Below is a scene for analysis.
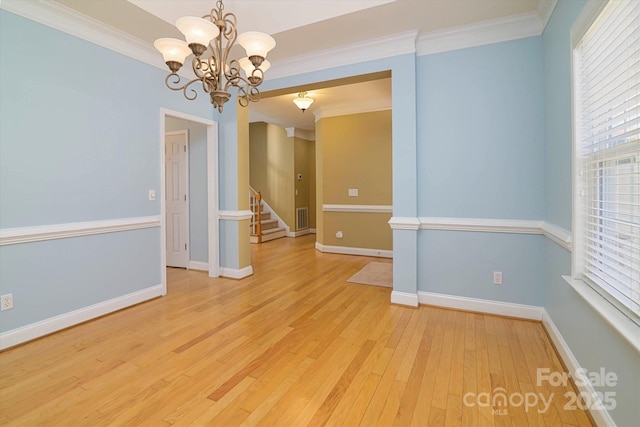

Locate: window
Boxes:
[573,0,639,323]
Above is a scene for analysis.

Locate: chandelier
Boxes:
[154,0,276,113]
[293,92,314,112]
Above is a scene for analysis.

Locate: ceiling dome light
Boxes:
[293,92,314,112]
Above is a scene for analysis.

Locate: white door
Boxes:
[165,130,189,268]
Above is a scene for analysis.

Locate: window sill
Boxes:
[562,276,640,354]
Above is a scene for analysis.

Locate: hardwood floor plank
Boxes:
[0,236,594,427]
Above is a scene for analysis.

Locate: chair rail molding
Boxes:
[324,204,393,213]
[218,210,253,221]
[0,216,161,246]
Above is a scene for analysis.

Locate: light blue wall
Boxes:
[543,1,640,426]
[415,37,545,304]
[216,98,241,269]
[165,117,209,264]
[0,10,213,332]
[419,231,545,305]
[0,229,159,330]
[417,37,545,219]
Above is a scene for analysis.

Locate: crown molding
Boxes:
[267,30,419,80]
[416,11,543,56]
[0,0,179,76]
[285,127,315,141]
[3,1,558,81]
[537,0,558,32]
[314,98,391,122]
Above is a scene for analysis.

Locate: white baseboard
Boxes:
[0,284,163,350]
[188,261,209,271]
[542,310,616,427]
[219,266,253,280]
[315,242,393,258]
[288,229,313,238]
[418,291,543,320]
[391,291,419,307]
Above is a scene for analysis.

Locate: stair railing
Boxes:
[249,188,263,243]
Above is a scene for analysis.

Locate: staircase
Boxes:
[250,189,287,243]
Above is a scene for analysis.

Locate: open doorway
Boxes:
[247,72,393,259]
[159,109,219,295]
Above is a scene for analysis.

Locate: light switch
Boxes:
[348,188,358,197]
[148,190,156,201]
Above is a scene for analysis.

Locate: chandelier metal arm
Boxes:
[164,73,201,101]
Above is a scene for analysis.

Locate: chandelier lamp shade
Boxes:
[153,0,276,112]
[293,92,314,112]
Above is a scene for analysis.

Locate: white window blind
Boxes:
[575,0,639,322]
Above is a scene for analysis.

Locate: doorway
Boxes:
[160,108,219,295]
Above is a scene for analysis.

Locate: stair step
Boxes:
[261,227,287,242]
[260,219,279,230]
[253,212,270,221]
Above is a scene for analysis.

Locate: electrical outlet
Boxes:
[493,271,503,285]
[1,294,14,311]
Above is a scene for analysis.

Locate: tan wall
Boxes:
[294,137,315,231]
[315,124,324,244]
[249,122,295,229]
[318,110,392,250]
[308,140,316,229]
[322,212,392,249]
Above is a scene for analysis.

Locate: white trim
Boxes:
[391,291,419,307]
[0,0,169,74]
[562,276,640,353]
[188,261,209,271]
[309,228,317,234]
[314,100,391,122]
[418,291,543,320]
[570,0,609,47]
[288,229,313,238]
[218,210,253,221]
[540,222,572,251]
[419,217,541,234]
[315,242,392,258]
[206,121,220,279]
[401,216,573,251]
[0,284,162,350]
[417,11,543,56]
[285,127,315,141]
[537,0,558,33]
[388,217,420,230]
[219,266,253,280]
[323,204,393,213]
[0,216,160,246]
[268,30,418,80]
[542,309,617,427]
[160,108,219,289]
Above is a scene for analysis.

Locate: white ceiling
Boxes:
[53,0,543,131]
[127,0,397,36]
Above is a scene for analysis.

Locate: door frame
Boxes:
[160,108,219,295]
[165,129,190,269]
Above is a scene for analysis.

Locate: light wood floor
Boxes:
[0,235,592,426]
